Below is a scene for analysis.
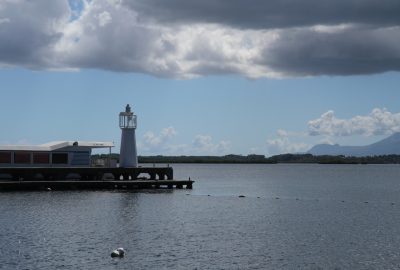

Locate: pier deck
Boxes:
[0,166,193,191]
[0,167,173,181]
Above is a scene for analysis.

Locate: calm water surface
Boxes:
[2,164,400,269]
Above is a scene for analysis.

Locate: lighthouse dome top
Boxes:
[119,104,134,116]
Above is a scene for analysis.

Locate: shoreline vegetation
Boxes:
[92,154,400,164]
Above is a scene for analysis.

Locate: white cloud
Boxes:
[160,126,177,138]
[192,135,230,154]
[0,139,31,145]
[139,129,230,155]
[106,0,122,6]
[308,108,400,137]
[55,3,276,78]
[141,126,177,153]
[267,129,309,155]
[98,11,112,27]
[276,129,288,137]
[318,136,335,145]
[265,108,400,155]
[0,18,10,25]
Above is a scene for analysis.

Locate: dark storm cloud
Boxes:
[261,26,400,76]
[0,1,68,68]
[126,0,400,29]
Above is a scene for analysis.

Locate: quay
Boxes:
[0,167,194,191]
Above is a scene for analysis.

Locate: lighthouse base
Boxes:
[120,129,138,167]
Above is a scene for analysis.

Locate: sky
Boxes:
[0,0,400,156]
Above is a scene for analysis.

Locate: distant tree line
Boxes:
[91,153,400,164]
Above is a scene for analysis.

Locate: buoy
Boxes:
[117,248,125,256]
[111,247,125,258]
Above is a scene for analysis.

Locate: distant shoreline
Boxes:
[92,154,400,165]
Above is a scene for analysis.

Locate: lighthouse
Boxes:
[119,104,138,167]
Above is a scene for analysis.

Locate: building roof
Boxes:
[0,141,114,151]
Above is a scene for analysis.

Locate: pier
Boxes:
[0,105,194,192]
[0,167,194,191]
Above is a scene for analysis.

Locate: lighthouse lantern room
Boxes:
[119,104,138,168]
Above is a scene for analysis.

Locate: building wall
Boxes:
[0,149,91,167]
[71,151,91,166]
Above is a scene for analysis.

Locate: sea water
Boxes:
[1,164,400,269]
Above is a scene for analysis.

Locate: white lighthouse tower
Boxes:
[119,104,138,167]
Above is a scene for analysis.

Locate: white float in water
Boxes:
[111,247,125,258]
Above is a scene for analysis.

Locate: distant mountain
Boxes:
[308,133,400,157]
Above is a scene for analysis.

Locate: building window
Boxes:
[14,152,31,164]
[33,153,50,164]
[52,153,68,164]
[0,152,11,163]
